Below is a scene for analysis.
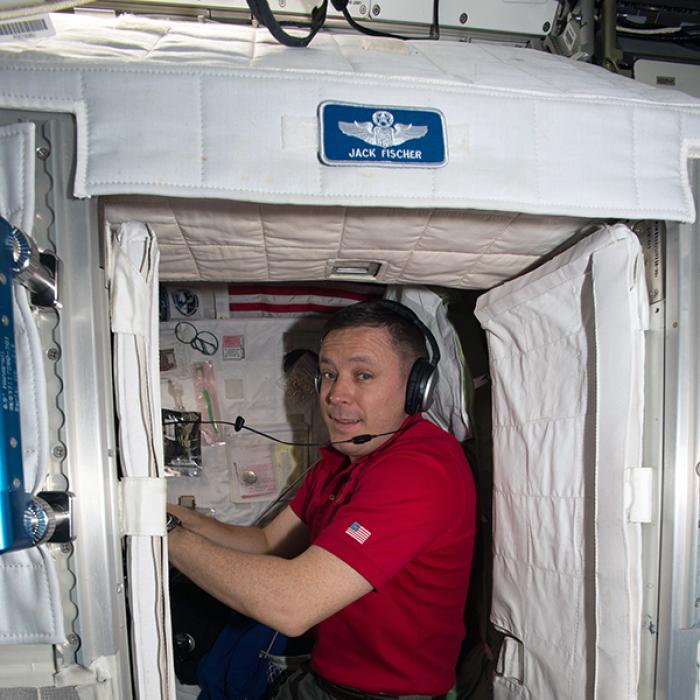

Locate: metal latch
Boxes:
[9,223,59,309]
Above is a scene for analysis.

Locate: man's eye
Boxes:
[357,372,373,381]
[321,371,336,381]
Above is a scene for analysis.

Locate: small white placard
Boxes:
[0,15,54,42]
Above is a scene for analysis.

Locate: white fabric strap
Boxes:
[626,468,653,524]
[110,233,153,337]
[496,637,524,683]
[111,222,174,700]
[119,477,167,536]
[591,230,647,700]
[0,122,35,233]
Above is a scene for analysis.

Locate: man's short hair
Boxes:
[321,299,427,367]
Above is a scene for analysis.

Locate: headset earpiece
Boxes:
[405,357,437,415]
[314,374,322,393]
[373,300,440,415]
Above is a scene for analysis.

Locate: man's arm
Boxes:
[167,528,373,637]
[167,504,309,558]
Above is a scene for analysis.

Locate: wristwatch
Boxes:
[166,512,182,533]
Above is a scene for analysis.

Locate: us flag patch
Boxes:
[345,521,371,544]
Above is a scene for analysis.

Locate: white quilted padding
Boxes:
[103,196,590,288]
[0,13,698,220]
[475,223,648,700]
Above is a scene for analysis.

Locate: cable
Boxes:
[246,0,329,48]
[340,0,440,42]
[163,416,408,447]
[431,0,440,40]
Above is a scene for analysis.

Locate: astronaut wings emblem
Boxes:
[339,110,428,148]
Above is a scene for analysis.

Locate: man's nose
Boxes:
[326,375,352,404]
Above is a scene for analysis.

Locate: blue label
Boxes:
[0,217,29,553]
[319,102,447,167]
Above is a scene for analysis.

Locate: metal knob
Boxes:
[9,226,59,309]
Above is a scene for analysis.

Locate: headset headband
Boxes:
[373,299,441,368]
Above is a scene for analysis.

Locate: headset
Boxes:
[314,299,440,415]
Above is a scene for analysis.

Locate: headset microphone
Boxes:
[232,416,397,446]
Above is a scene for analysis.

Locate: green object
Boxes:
[202,389,218,433]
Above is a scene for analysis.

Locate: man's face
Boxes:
[318,325,410,461]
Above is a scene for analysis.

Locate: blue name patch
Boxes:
[319,102,447,168]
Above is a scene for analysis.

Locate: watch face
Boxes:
[166,513,181,533]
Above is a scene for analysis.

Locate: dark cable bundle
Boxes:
[245,0,331,47]
[245,0,441,47]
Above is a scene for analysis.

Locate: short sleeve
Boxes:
[313,446,464,589]
[289,461,319,523]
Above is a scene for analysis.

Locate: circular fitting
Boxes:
[0,273,6,285]
[242,470,258,485]
[542,21,551,33]
[175,632,196,654]
[9,227,34,275]
[9,436,17,449]
[359,4,367,14]
[52,443,67,461]
[47,347,60,361]
[36,146,50,161]
[371,4,380,17]
[23,496,57,545]
[1,315,8,327]
[459,12,468,25]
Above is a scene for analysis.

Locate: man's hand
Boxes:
[164,504,308,557]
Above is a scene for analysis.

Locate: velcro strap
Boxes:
[496,636,523,683]
[119,477,166,536]
[626,467,653,523]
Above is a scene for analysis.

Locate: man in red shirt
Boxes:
[168,300,476,699]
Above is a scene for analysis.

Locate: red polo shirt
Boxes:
[290,416,476,695]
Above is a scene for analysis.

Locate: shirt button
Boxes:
[329,494,335,501]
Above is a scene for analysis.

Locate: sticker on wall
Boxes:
[225,378,245,401]
[159,285,170,322]
[160,348,177,372]
[319,102,447,168]
[172,288,199,317]
[233,450,278,500]
[223,334,245,361]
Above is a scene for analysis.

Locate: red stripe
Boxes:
[229,302,347,314]
[228,285,370,301]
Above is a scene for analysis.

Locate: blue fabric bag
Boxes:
[198,613,309,700]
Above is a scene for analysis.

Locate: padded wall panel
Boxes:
[0,14,698,220]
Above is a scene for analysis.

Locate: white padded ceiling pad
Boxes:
[103,195,590,288]
[1,13,699,220]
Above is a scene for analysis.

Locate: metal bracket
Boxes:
[10,225,60,310]
[7,491,74,550]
